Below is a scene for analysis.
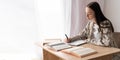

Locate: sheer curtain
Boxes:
[35,0,65,59]
[36,0,65,40]
[66,0,104,37]
[0,0,65,60]
[0,0,38,60]
[63,0,72,37]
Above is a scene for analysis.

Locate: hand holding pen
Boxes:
[64,34,71,43]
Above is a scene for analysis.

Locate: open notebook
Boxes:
[62,47,97,57]
[68,40,87,46]
[47,42,72,51]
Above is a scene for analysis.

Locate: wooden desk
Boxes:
[36,42,120,60]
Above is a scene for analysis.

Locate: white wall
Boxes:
[104,0,120,32]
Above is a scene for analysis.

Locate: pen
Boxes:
[65,34,68,40]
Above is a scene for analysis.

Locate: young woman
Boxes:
[65,2,120,60]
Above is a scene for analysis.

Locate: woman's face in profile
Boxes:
[85,7,95,20]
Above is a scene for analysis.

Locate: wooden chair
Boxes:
[112,32,120,48]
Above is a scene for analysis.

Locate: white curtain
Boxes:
[35,0,65,59]
[64,0,72,37]
[36,0,65,40]
[66,0,105,37]
[0,0,38,60]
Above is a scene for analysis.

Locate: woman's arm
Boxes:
[69,22,90,42]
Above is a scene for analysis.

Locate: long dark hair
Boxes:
[87,2,114,32]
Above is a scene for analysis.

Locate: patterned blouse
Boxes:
[70,20,120,60]
[70,20,116,47]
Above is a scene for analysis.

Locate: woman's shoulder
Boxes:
[100,20,112,28]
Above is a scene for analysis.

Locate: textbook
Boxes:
[62,47,97,57]
[47,42,72,51]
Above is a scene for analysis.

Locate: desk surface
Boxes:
[36,42,120,60]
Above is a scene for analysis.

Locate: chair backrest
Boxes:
[112,32,120,48]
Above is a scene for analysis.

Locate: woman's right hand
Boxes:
[64,38,71,43]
